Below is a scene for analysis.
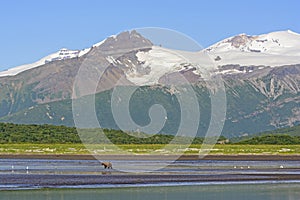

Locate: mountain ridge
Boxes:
[1,30,299,78]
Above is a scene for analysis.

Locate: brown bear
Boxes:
[101,162,112,169]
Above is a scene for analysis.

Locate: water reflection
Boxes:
[1,183,300,200]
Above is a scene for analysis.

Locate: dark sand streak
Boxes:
[1,174,300,187]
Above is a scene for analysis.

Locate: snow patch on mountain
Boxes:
[125,46,187,85]
[124,46,215,85]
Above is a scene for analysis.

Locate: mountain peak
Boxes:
[97,30,153,52]
[227,34,255,48]
[206,30,300,53]
[0,30,153,77]
[205,30,300,68]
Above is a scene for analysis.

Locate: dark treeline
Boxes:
[238,134,300,145]
[0,123,80,143]
[0,123,205,144]
[1,122,299,145]
[237,125,300,145]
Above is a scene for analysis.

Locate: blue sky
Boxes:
[1,0,299,71]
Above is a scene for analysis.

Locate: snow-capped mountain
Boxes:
[0,35,125,77]
[105,30,300,85]
[0,48,91,77]
[0,31,153,77]
[1,30,299,80]
[205,30,300,69]
[0,30,299,137]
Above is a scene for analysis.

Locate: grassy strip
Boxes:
[1,144,300,155]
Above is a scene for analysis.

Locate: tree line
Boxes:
[0,123,205,144]
[1,122,299,145]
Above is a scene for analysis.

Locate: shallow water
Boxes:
[1,182,300,200]
[1,159,299,174]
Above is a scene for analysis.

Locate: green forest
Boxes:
[0,122,299,145]
[237,125,300,145]
[238,134,300,145]
[0,122,205,144]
